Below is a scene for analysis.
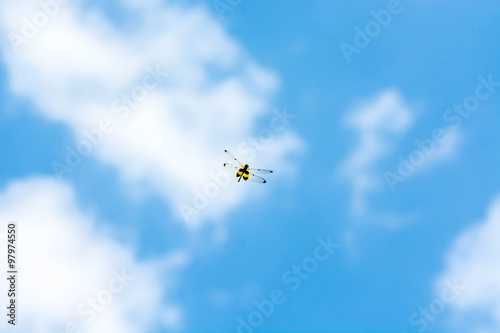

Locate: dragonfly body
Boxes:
[224,150,273,183]
[236,164,250,182]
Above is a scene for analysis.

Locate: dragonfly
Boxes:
[224,150,273,183]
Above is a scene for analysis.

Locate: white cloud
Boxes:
[338,89,413,218]
[435,195,500,332]
[0,177,188,333]
[0,0,304,225]
[417,126,462,171]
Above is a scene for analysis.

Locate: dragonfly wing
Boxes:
[225,150,244,167]
[248,168,273,174]
[245,172,266,183]
[224,162,238,173]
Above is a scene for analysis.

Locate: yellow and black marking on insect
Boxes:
[224,150,273,183]
[236,165,251,181]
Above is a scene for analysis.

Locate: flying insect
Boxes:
[224,150,273,183]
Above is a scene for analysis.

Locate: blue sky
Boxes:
[0,0,499,332]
